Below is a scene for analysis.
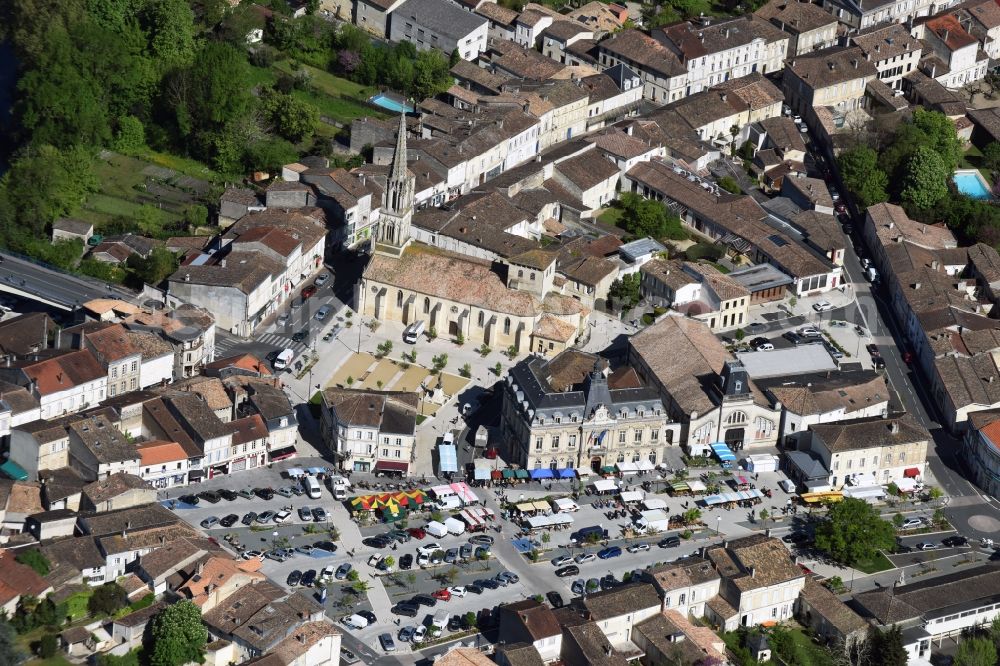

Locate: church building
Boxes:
[356,115,591,355]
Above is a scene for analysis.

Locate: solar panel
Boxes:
[767,234,788,247]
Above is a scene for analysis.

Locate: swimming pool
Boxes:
[370,93,413,114]
[953,169,995,200]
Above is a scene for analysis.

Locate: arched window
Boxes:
[504,317,511,335]
[726,410,748,425]
[478,311,485,327]
[396,291,403,308]
[423,297,430,314]
[518,269,524,278]
[632,452,641,462]
[617,452,625,463]
[648,451,657,464]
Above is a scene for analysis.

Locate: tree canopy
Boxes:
[617,193,688,240]
[148,601,208,666]
[813,498,895,566]
[954,637,997,666]
[838,146,888,208]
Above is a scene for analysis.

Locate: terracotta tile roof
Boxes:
[635,612,726,665]
[810,414,930,453]
[598,29,684,78]
[475,1,519,25]
[82,473,152,504]
[225,414,268,446]
[554,150,621,191]
[629,314,731,415]
[20,350,106,396]
[204,354,271,376]
[6,482,42,514]
[578,582,661,619]
[321,389,418,433]
[99,523,201,556]
[755,0,837,32]
[177,555,266,606]
[589,130,655,160]
[363,246,544,317]
[706,534,805,591]
[787,46,877,87]
[925,13,978,50]
[502,599,561,639]
[647,556,720,592]
[867,202,957,250]
[532,314,578,342]
[41,536,109,572]
[0,550,52,605]
[431,647,496,666]
[800,579,867,635]
[270,621,340,664]
[84,324,140,363]
[126,331,172,361]
[762,371,887,417]
[169,251,285,295]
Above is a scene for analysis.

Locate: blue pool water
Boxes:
[370,93,413,114]
[954,170,994,199]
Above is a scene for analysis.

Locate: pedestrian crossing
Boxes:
[255,333,309,354]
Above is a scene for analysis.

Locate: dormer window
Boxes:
[735,380,742,392]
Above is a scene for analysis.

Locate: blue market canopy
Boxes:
[439,445,458,473]
[531,468,555,479]
[710,442,737,462]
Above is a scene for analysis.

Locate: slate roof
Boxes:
[787,46,877,87]
[79,503,179,537]
[503,599,562,639]
[660,15,787,60]
[800,579,868,636]
[853,564,1000,625]
[755,0,837,33]
[394,0,488,39]
[598,29,685,78]
[69,415,139,465]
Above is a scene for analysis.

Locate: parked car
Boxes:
[658,536,681,548]
[407,527,426,540]
[627,543,650,553]
[295,545,315,556]
[335,563,352,580]
[237,488,255,500]
[447,586,466,597]
[942,535,968,547]
[275,486,294,498]
[313,541,336,553]
[575,553,596,564]
[179,494,199,505]
[241,512,257,525]
[468,535,494,546]
[219,514,239,528]
[392,602,419,617]
[412,626,427,643]
[866,344,881,357]
[418,543,443,555]
[341,648,360,665]
[286,570,302,587]
[315,272,331,287]
[412,594,437,607]
[571,579,586,595]
[900,518,924,529]
[466,583,484,595]
[398,625,415,642]
[547,591,565,608]
[199,491,221,504]
[315,305,332,321]
[432,588,452,601]
[399,554,413,570]
[298,506,312,521]
[274,510,291,523]
[498,571,519,584]
[597,546,622,559]
[218,489,238,501]
[301,285,317,299]
[552,555,573,567]
[311,507,327,522]
[812,300,833,312]
[200,516,219,529]
[556,564,581,578]
[445,548,459,564]
[379,633,396,652]
[749,337,774,351]
[254,487,274,500]
[301,570,317,587]
[916,542,938,550]
[799,327,822,338]
[255,511,275,524]
[358,611,377,625]
[460,544,474,560]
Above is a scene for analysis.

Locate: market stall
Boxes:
[590,479,619,495]
[620,490,645,504]
[616,461,639,475]
[439,445,458,474]
[636,509,670,532]
[710,442,737,468]
[642,498,667,511]
[524,513,574,531]
[531,468,555,480]
[450,482,478,504]
[842,486,886,503]
[702,489,764,507]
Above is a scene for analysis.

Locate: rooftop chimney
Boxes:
[889,421,900,434]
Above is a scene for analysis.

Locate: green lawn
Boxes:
[273,61,374,99]
[64,590,94,621]
[597,207,623,227]
[710,262,730,274]
[16,627,72,666]
[960,144,992,180]
[773,627,836,666]
[853,551,895,574]
[259,60,387,127]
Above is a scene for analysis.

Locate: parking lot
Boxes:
[164,457,820,657]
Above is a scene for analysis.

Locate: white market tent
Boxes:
[620,490,645,504]
[553,498,579,512]
[636,509,670,532]
[525,513,574,529]
[744,454,779,473]
[842,486,886,503]
[591,479,618,493]
[895,478,918,493]
[642,498,667,511]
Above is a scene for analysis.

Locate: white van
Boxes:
[778,479,796,494]
[274,348,295,370]
[866,266,879,283]
[344,614,370,630]
[403,320,425,344]
[436,496,462,511]
[304,475,322,500]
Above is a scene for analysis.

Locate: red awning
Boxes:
[491,470,502,480]
[374,461,409,472]
[904,468,921,478]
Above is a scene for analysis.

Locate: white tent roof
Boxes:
[620,490,644,503]
[592,479,618,493]
[642,499,667,510]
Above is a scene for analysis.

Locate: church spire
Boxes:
[391,113,408,182]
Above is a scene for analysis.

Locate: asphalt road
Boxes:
[0,250,135,307]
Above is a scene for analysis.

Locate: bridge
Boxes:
[0,251,136,310]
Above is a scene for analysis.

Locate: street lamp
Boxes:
[716,515,722,537]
